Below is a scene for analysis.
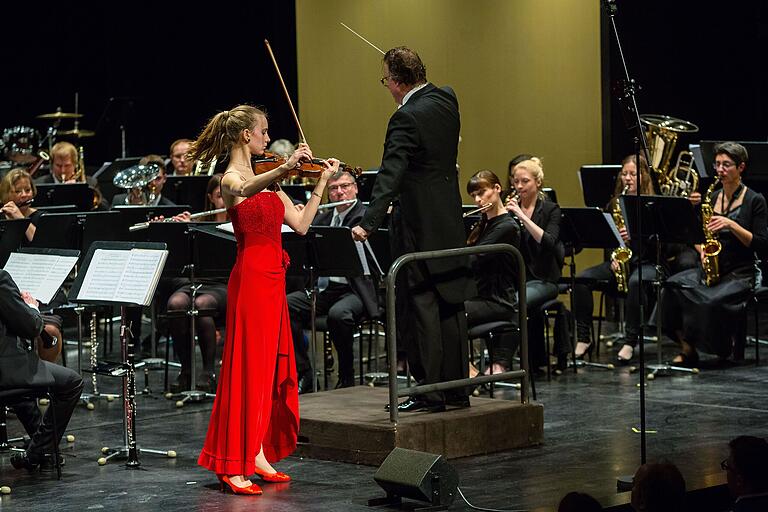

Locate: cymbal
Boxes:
[36,111,83,119]
[57,128,96,138]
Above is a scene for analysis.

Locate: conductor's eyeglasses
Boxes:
[328,182,354,192]
[713,161,736,170]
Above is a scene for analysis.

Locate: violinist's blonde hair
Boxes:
[188,105,266,164]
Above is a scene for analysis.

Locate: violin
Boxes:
[252,152,363,178]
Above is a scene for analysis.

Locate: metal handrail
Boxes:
[386,243,528,423]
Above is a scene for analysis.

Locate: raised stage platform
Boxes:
[297,387,544,465]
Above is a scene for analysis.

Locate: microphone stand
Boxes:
[604,0,653,490]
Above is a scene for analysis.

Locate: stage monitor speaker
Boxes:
[370,447,458,510]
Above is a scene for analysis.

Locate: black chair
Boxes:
[0,388,61,480]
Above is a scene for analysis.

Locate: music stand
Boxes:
[560,208,622,371]
[621,194,704,378]
[578,165,621,208]
[162,176,210,212]
[34,183,94,212]
[283,225,364,392]
[0,218,31,266]
[70,241,176,467]
[355,169,379,202]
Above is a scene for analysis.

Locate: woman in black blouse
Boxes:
[506,157,565,369]
[661,142,768,364]
[465,170,520,374]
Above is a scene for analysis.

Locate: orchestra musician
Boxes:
[505,157,567,371]
[287,169,378,392]
[192,104,338,494]
[111,154,175,207]
[34,141,106,210]
[659,142,768,365]
[352,46,473,413]
[1,168,67,363]
[465,170,521,375]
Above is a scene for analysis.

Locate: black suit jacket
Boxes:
[313,200,379,318]
[359,83,472,304]
[519,198,564,283]
[0,270,54,389]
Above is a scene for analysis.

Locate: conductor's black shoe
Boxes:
[297,370,314,394]
[384,397,445,413]
[445,396,471,408]
[38,454,65,472]
[10,452,39,471]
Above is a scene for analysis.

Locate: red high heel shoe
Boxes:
[217,475,263,495]
[253,466,292,482]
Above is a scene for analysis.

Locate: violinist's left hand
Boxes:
[351,225,369,242]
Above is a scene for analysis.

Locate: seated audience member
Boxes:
[169,138,194,176]
[287,169,378,392]
[723,435,768,511]
[464,170,520,375]
[0,269,83,470]
[558,491,602,512]
[631,462,686,512]
[111,154,175,207]
[1,168,67,363]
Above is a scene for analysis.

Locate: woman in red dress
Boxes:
[189,105,338,495]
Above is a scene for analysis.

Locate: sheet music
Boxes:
[604,213,625,247]
[3,253,78,304]
[77,248,167,306]
[216,222,234,234]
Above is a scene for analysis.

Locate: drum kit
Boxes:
[1,108,96,167]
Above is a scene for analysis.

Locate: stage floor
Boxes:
[1,336,765,511]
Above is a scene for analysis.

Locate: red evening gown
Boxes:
[198,191,299,476]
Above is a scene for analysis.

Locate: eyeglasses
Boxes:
[328,182,354,193]
[721,458,731,471]
[713,161,736,170]
[379,75,391,86]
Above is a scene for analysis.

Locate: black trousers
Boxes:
[12,362,83,458]
[287,283,364,383]
[465,298,517,366]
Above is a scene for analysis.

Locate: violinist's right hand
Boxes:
[285,142,314,171]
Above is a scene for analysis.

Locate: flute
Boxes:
[128,207,228,232]
[462,203,493,218]
[317,199,356,210]
[17,199,34,207]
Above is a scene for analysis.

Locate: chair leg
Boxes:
[488,332,495,399]
[47,391,61,480]
[755,299,760,366]
[596,292,605,355]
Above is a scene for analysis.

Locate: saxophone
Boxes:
[610,185,632,293]
[701,178,722,286]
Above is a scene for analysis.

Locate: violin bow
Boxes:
[339,22,385,55]
[264,39,308,144]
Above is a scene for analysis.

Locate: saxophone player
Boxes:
[571,155,658,365]
[660,142,768,365]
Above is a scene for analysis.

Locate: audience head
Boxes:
[616,153,653,197]
[169,138,194,176]
[0,168,36,213]
[327,170,358,213]
[558,491,602,512]
[631,461,686,512]
[724,435,768,498]
[267,139,296,159]
[50,141,78,182]
[189,105,268,164]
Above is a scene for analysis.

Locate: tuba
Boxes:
[701,178,722,286]
[641,114,700,197]
[610,186,632,293]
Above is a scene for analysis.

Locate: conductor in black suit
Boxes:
[0,269,83,470]
[288,170,378,391]
[352,47,473,413]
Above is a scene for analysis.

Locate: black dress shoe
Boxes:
[38,454,65,472]
[11,452,40,471]
[297,370,314,394]
[384,397,445,413]
[445,396,470,408]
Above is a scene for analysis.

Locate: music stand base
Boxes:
[641,364,700,379]
[97,445,177,467]
[175,390,215,408]
[568,360,616,371]
[79,392,121,410]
